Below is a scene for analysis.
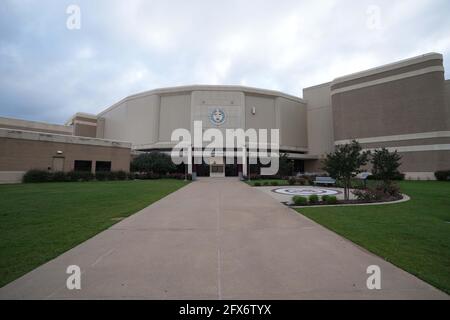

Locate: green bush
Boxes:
[67,171,94,182]
[287,177,296,185]
[263,181,270,186]
[308,194,319,204]
[321,195,330,202]
[271,181,279,186]
[95,171,109,181]
[52,171,67,182]
[254,182,261,187]
[115,170,127,180]
[128,172,137,180]
[325,195,338,204]
[23,170,51,183]
[435,170,450,181]
[292,196,308,206]
[131,151,176,175]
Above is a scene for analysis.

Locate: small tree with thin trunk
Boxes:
[371,148,402,188]
[322,140,370,200]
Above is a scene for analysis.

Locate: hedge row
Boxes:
[22,170,192,183]
[23,170,129,183]
[435,170,450,181]
[292,195,338,206]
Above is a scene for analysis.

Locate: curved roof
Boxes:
[98,84,305,117]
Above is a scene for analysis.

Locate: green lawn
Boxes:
[297,181,450,294]
[0,179,189,287]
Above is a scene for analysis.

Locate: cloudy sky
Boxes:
[1,0,449,123]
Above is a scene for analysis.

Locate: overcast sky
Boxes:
[1,0,449,123]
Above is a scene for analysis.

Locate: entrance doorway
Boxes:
[52,157,65,172]
[209,157,225,178]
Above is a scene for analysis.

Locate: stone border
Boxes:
[290,194,410,208]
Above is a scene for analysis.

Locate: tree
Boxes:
[371,148,402,185]
[131,152,176,175]
[322,140,370,200]
[278,153,294,177]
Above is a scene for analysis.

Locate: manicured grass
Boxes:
[0,179,189,287]
[245,179,288,186]
[297,181,450,294]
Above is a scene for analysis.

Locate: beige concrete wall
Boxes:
[74,123,97,137]
[276,97,308,150]
[191,90,245,134]
[304,159,324,173]
[101,94,161,146]
[0,116,73,135]
[445,80,450,128]
[159,93,191,142]
[303,83,334,157]
[98,86,307,151]
[245,94,276,130]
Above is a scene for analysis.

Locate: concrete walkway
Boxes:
[0,178,447,299]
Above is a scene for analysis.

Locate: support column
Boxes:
[187,146,192,174]
[242,146,247,177]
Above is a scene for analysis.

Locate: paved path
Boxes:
[0,178,447,299]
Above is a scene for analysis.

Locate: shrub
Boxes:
[166,173,185,180]
[23,170,51,183]
[293,196,308,206]
[115,170,127,180]
[271,181,279,186]
[52,171,67,182]
[435,170,450,181]
[308,194,319,204]
[145,172,161,180]
[263,181,270,186]
[325,195,338,205]
[254,182,261,187]
[297,177,306,186]
[67,171,94,182]
[352,183,398,202]
[288,177,296,185]
[128,172,138,180]
[95,171,109,181]
[131,151,176,175]
[321,195,330,202]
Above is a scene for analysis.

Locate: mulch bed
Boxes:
[285,195,403,207]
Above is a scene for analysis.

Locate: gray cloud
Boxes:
[0,0,449,123]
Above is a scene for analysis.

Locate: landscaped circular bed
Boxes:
[277,186,407,207]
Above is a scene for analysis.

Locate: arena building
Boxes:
[0,52,449,182]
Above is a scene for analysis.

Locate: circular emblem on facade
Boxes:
[273,187,339,196]
[209,108,226,126]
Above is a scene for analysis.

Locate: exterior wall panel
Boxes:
[0,137,130,173]
[277,97,308,149]
[332,71,447,141]
[245,94,276,130]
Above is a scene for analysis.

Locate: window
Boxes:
[74,160,92,172]
[96,161,112,172]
